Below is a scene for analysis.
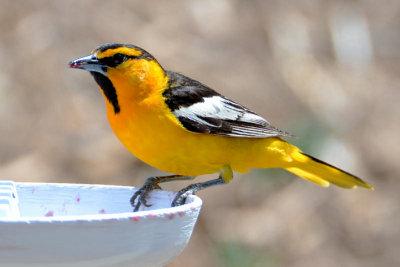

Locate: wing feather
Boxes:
[163,71,293,138]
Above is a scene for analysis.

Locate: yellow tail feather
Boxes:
[285,151,374,190]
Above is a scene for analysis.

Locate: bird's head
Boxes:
[70,43,158,75]
[69,43,167,114]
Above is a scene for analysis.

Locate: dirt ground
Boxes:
[1,1,399,266]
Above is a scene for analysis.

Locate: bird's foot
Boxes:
[171,177,226,207]
[171,183,202,207]
[130,177,162,212]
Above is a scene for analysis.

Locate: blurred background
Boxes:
[0,0,399,266]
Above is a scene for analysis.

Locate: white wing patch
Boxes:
[174,96,265,124]
[173,96,291,138]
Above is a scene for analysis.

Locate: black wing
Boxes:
[163,71,293,138]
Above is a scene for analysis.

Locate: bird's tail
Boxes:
[285,150,373,189]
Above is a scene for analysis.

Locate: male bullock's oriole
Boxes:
[70,43,373,211]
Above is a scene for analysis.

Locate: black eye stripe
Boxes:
[99,54,137,67]
[113,53,126,64]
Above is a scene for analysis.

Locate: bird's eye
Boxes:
[113,53,126,65]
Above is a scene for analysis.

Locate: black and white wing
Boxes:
[163,71,293,138]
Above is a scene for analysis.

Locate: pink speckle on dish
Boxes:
[76,193,81,203]
[99,209,106,214]
[178,211,186,217]
[31,189,35,194]
[167,214,175,220]
[130,216,140,222]
[149,213,156,218]
[45,211,54,217]
[190,206,196,211]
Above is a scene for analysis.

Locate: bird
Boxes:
[69,43,373,211]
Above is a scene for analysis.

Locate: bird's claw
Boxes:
[171,184,198,207]
[171,177,225,207]
[130,180,162,212]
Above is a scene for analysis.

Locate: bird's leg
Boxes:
[172,165,233,207]
[130,175,195,212]
[171,177,225,206]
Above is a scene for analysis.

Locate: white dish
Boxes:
[0,181,202,266]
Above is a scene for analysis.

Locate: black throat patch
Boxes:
[90,72,120,114]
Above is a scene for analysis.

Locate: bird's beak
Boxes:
[69,53,106,75]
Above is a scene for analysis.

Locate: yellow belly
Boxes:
[105,93,295,176]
